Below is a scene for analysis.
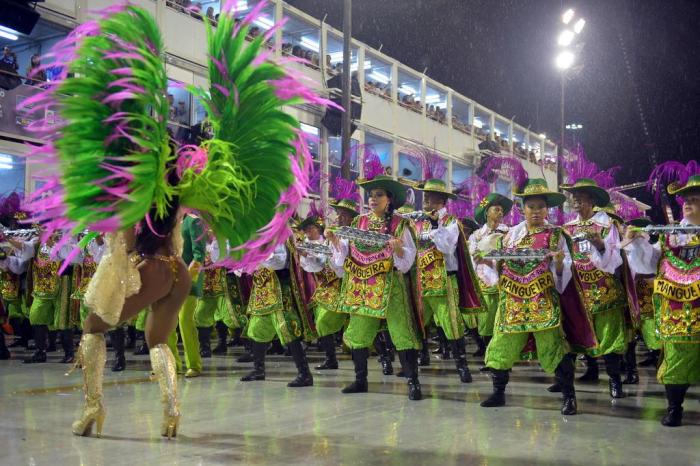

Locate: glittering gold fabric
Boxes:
[32,245,60,298]
[248,268,284,315]
[0,270,20,300]
[84,232,141,326]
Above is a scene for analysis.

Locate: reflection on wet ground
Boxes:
[1,345,698,465]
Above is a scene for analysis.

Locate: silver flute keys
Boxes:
[482,249,550,261]
[331,226,393,247]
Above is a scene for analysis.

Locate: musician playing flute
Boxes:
[327,174,423,400]
[297,206,347,370]
[482,178,578,415]
[624,173,700,427]
[560,178,629,399]
[413,178,476,383]
[469,193,513,355]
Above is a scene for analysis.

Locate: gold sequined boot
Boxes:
[150,344,180,439]
[71,333,107,437]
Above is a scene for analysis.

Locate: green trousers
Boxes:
[640,318,661,351]
[314,303,347,338]
[168,295,201,372]
[28,296,58,327]
[485,326,569,374]
[476,293,498,337]
[246,307,304,346]
[422,275,465,340]
[5,297,26,319]
[657,341,700,385]
[194,297,220,328]
[588,308,627,357]
[343,274,421,351]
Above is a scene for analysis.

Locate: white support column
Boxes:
[274,1,283,59]
[420,77,427,117]
[489,113,496,141]
[391,62,398,102]
[357,46,366,88]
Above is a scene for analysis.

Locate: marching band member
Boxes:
[624,173,700,427]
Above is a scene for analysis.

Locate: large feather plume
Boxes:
[184,0,338,272]
[479,155,528,191]
[403,146,446,180]
[647,160,700,205]
[18,4,171,249]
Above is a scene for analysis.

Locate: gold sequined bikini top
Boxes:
[135,253,180,283]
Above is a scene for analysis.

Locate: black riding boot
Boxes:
[24,325,47,363]
[451,338,472,383]
[125,325,137,349]
[578,354,599,382]
[639,349,660,367]
[287,339,313,387]
[47,330,58,352]
[198,326,212,358]
[237,339,254,362]
[556,354,578,415]
[316,335,339,370]
[419,338,431,366]
[603,353,625,398]
[59,328,75,364]
[212,321,229,355]
[472,329,487,357]
[401,349,423,400]
[110,327,126,372]
[373,333,392,375]
[267,339,285,355]
[661,384,689,427]
[229,327,243,347]
[381,330,396,362]
[133,330,149,355]
[623,340,639,384]
[481,369,509,407]
[432,327,451,360]
[342,348,369,393]
[0,331,9,360]
[8,318,29,348]
[240,341,267,381]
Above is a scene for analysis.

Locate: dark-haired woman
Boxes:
[72,202,191,439]
[327,175,423,400]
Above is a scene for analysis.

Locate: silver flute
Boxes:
[482,249,550,261]
[399,210,432,222]
[630,225,700,235]
[295,241,332,257]
[1,228,38,239]
[331,226,393,247]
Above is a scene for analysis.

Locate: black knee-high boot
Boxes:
[125,325,137,349]
[316,335,339,370]
[212,321,229,355]
[418,338,431,366]
[639,348,660,367]
[481,369,509,407]
[229,327,242,347]
[556,354,577,415]
[47,330,58,352]
[133,330,149,355]
[342,348,369,393]
[240,341,267,381]
[373,333,392,375]
[603,353,625,398]
[401,349,423,401]
[578,354,599,382]
[8,318,28,348]
[24,325,48,363]
[237,338,254,362]
[451,338,472,383]
[109,327,126,372]
[0,330,9,359]
[198,326,212,358]
[623,340,639,384]
[661,384,689,427]
[59,328,75,364]
[381,330,396,361]
[471,329,487,357]
[287,339,313,387]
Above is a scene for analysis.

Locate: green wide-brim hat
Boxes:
[329,198,360,216]
[627,216,653,228]
[357,175,407,208]
[297,215,324,231]
[513,178,566,208]
[668,175,700,196]
[396,203,415,215]
[593,204,623,223]
[416,178,457,199]
[560,178,610,207]
[474,193,514,225]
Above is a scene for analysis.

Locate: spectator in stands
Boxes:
[249,26,260,38]
[2,47,18,72]
[292,45,302,57]
[25,54,47,86]
[206,7,215,21]
[311,53,320,67]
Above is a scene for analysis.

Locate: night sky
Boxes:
[287,0,700,205]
